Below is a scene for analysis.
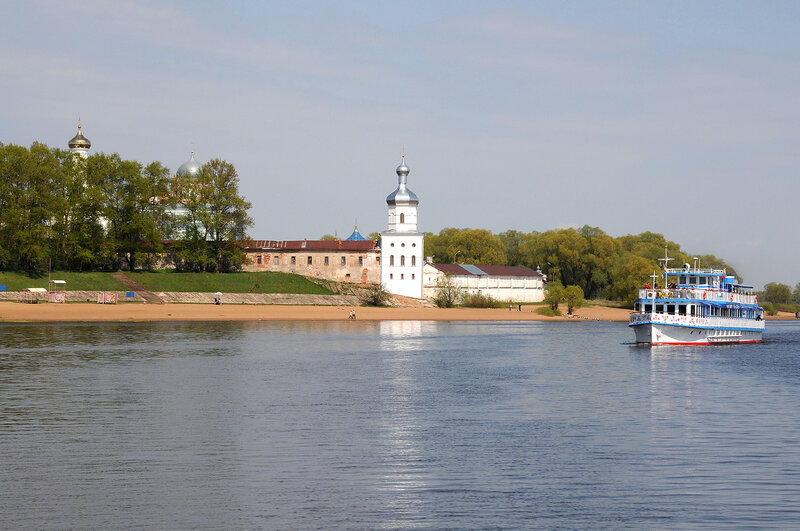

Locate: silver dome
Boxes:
[68,124,91,149]
[177,151,201,176]
[386,158,419,205]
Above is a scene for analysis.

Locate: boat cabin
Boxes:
[632,264,762,320]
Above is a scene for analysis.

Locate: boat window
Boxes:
[680,276,687,284]
[645,304,652,313]
[678,304,686,315]
[655,304,664,313]
[634,303,640,312]
[667,304,676,314]
[689,305,695,316]
[689,276,697,284]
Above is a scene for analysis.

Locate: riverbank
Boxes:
[1,301,794,324]
[0,301,632,323]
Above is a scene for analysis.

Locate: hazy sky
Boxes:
[1,1,797,288]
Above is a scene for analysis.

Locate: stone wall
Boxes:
[244,249,381,284]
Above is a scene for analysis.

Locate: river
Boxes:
[2,320,800,529]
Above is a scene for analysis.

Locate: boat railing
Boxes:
[637,288,757,305]
[629,311,765,329]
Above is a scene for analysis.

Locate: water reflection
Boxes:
[376,320,431,520]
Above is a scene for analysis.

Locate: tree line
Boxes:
[4,141,793,305]
[759,283,800,306]
[424,226,741,304]
[0,142,252,273]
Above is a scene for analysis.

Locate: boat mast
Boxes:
[657,244,673,285]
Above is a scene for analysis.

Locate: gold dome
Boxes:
[68,124,91,149]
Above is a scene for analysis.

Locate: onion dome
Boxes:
[177,151,201,176]
[68,124,91,149]
[386,156,419,205]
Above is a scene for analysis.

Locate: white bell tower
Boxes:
[68,119,91,159]
[380,154,424,298]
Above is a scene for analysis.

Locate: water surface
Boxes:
[2,320,800,529]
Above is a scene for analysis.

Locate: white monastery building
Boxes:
[67,122,525,303]
[423,263,546,303]
[380,157,424,298]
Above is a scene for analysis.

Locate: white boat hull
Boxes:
[631,322,763,345]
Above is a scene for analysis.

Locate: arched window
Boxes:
[411,255,416,266]
[400,213,405,223]
[401,255,405,266]
[390,255,394,266]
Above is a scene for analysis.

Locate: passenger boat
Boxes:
[629,254,764,345]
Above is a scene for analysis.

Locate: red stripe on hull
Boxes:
[642,340,762,346]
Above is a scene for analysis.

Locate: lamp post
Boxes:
[453,250,461,264]
[547,262,557,284]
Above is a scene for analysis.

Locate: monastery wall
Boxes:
[244,249,381,284]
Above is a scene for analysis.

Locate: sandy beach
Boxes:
[0,301,634,323]
[1,301,794,324]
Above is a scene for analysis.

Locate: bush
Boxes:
[535,306,561,317]
[761,301,777,316]
[460,292,503,308]
[359,283,392,307]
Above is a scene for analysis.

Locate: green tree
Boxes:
[498,229,526,266]
[48,149,105,270]
[763,282,792,304]
[424,227,464,263]
[544,281,565,311]
[445,229,506,265]
[519,229,587,289]
[433,273,464,308]
[89,153,170,271]
[609,254,656,306]
[793,282,800,304]
[0,142,57,271]
[320,234,338,241]
[564,285,585,315]
[579,226,620,299]
[173,159,253,272]
[117,160,171,270]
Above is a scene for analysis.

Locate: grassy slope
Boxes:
[126,271,333,295]
[0,271,127,291]
[0,270,334,295]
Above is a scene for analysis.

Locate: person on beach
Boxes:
[348,310,356,320]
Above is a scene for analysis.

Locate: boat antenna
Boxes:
[657,244,673,269]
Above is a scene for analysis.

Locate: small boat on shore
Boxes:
[629,253,764,345]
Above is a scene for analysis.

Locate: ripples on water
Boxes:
[2,320,800,528]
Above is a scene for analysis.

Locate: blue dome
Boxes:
[345,226,367,241]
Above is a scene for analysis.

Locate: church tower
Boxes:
[380,155,424,298]
[68,120,91,159]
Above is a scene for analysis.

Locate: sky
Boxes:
[1,1,798,289]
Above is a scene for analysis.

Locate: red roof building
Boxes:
[242,239,381,284]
